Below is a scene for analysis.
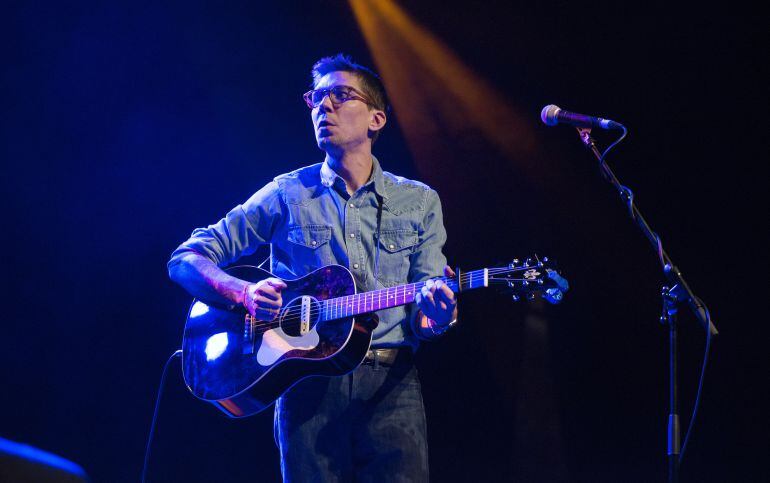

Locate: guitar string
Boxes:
[246,278,545,336]
[243,271,546,335]
[246,276,538,337]
[242,267,523,325]
[241,267,545,332]
[243,265,537,323]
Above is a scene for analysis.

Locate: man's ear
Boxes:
[369,109,387,133]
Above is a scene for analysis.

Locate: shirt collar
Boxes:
[320,156,388,199]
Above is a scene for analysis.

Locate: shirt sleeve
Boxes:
[408,188,448,283]
[167,180,284,269]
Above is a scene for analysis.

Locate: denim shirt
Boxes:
[168,157,448,350]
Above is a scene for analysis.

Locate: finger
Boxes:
[444,265,456,277]
[421,285,436,305]
[258,285,282,301]
[256,297,282,310]
[427,279,439,296]
[267,278,287,290]
[441,283,455,301]
[435,285,456,306]
[415,292,430,313]
[434,280,454,300]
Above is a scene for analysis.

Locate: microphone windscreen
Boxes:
[540,104,560,126]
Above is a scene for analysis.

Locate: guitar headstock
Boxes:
[488,255,569,304]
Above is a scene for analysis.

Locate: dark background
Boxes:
[2,2,766,482]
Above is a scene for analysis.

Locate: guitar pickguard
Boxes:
[256,327,320,366]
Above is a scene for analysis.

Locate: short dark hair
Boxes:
[311,54,390,142]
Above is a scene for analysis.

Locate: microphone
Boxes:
[541,104,624,130]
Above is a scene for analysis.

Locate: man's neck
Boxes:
[325,148,374,195]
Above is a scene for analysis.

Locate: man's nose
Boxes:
[317,92,335,112]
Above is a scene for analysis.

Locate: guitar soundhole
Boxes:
[279,296,321,337]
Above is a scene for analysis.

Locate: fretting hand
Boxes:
[415,266,457,327]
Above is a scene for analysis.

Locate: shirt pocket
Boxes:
[287,224,332,272]
[375,229,418,285]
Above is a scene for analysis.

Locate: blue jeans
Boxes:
[274,359,429,482]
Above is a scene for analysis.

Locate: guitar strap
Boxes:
[374,193,383,281]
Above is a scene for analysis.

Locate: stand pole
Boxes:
[662,286,681,483]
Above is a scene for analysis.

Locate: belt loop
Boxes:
[373,349,380,370]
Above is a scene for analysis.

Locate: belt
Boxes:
[362,347,412,368]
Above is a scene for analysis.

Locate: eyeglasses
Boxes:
[303,85,373,109]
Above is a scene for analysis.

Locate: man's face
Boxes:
[311,71,384,153]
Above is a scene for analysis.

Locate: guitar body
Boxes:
[182,265,376,418]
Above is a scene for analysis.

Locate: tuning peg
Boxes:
[537,279,544,285]
[509,258,520,268]
[521,280,529,287]
[525,257,533,266]
[526,293,536,301]
[511,294,520,302]
[507,281,516,288]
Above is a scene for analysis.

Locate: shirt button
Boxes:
[349,233,355,238]
[310,240,317,246]
[388,244,395,250]
[353,263,360,269]
[349,203,355,208]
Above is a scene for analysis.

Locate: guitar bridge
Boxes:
[300,296,312,335]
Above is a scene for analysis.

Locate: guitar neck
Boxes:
[319,268,488,321]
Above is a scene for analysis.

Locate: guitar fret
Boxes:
[348,295,353,316]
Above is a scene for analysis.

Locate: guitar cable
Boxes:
[141,349,182,483]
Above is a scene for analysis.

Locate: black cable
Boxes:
[599,127,667,270]
[141,349,182,483]
[679,302,713,462]
[598,127,714,465]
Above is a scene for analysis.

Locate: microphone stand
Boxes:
[574,127,718,483]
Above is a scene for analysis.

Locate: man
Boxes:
[168,54,456,482]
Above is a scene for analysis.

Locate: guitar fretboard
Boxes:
[319,269,488,321]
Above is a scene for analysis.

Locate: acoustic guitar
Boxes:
[181,257,566,417]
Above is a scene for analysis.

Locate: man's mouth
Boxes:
[317,120,334,128]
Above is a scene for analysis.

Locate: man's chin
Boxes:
[316,136,338,151]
